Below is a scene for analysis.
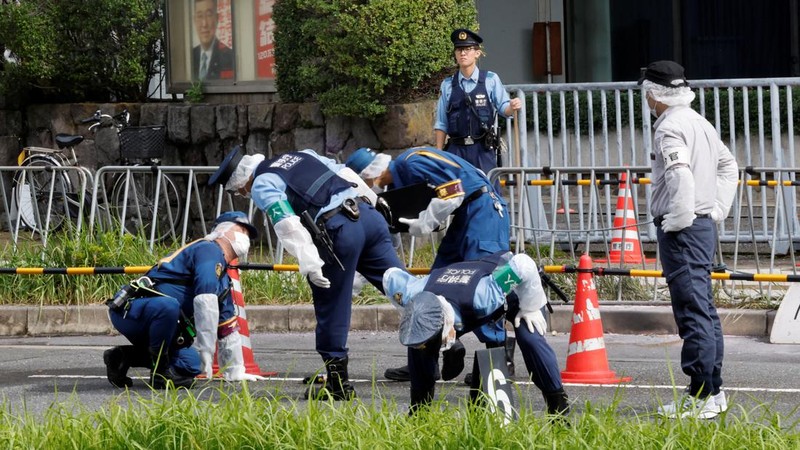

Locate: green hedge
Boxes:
[274,0,477,118]
[0,0,163,103]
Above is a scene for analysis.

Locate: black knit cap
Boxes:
[638,60,689,88]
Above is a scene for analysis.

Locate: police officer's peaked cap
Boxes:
[345,147,376,174]
[399,291,444,347]
[208,145,243,187]
[451,28,482,48]
[214,211,259,239]
[638,60,689,88]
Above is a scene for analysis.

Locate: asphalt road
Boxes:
[1,331,799,425]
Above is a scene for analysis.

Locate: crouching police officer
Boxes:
[103,211,264,388]
[383,252,569,416]
[208,147,405,400]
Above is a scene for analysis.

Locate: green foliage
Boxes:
[2,387,800,448]
[274,0,477,118]
[0,0,163,103]
[0,231,168,305]
[184,81,204,104]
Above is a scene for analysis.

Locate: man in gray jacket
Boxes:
[639,60,739,419]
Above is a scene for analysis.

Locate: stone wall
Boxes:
[0,101,438,170]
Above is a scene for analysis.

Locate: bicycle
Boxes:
[12,109,182,243]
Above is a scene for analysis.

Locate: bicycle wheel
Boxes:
[12,155,73,233]
[110,170,182,242]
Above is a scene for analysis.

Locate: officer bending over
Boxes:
[103,211,264,388]
[383,252,569,416]
[208,147,405,400]
[346,147,515,384]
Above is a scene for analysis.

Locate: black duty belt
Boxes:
[448,135,485,146]
[653,213,711,228]
[319,197,367,223]
[464,186,489,204]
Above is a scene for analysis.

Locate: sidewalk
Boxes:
[0,303,775,337]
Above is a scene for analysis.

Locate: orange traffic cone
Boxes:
[596,173,655,264]
[561,254,632,384]
[210,261,277,377]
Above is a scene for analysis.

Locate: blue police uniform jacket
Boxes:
[137,239,237,335]
[388,146,510,266]
[423,252,508,335]
[447,70,495,140]
[254,151,353,218]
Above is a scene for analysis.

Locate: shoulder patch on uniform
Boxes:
[215,263,223,278]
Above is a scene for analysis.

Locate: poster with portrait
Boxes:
[255,0,276,79]
[191,0,235,81]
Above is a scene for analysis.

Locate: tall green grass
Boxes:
[1,386,798,449]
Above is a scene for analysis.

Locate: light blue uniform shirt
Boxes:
[250,149,359,222]
[433,68,512,133]
[384,268,505,332]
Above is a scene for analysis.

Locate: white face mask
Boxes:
[224,231,250,261]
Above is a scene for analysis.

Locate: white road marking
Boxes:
[25,374,800,393]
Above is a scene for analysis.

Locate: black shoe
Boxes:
[385,364,441,382]
[151,366,196,389]
[305,381,357,401]
[441,341,466,381]
[306,357,357,401]
[543,388,570,416]
[302,374,326,384]
[103,347,133,388]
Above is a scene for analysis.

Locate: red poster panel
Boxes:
[255,0,276,79]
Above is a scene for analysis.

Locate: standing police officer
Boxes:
[208,147,405,400]
[383,252,569,416]
[103,211,264,388]
[639,61,739,419]
[434,28,522,176]
[345,146,515,382]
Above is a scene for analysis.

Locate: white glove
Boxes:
[199,350,214,379]
[191,293,219,377]
[217,331,267,381]
[273,215,330,287]
[507,254,548,335]
[308,270,331,288]
[662,165,696,232]
[515,308,547,336]
[399,196,463,236]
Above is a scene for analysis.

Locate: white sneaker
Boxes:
[713,391,728,413]
[657,394,720,419]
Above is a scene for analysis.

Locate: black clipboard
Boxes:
[377,182,435,233]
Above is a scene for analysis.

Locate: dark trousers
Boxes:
[408,314,563,397]
[310,202,405,360]
[109,296,201,375]
[657,217,724,397]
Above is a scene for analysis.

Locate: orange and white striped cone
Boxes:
[561,254,631,384]
[210,261,277,377]
[596,173,655,264]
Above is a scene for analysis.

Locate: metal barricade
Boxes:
[0,165,94,248]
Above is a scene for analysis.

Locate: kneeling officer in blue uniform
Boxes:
[208,147,405,400]
[103,211,264,388]
[383,252,569,416]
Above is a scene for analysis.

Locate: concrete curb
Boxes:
[0,304,777,337]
